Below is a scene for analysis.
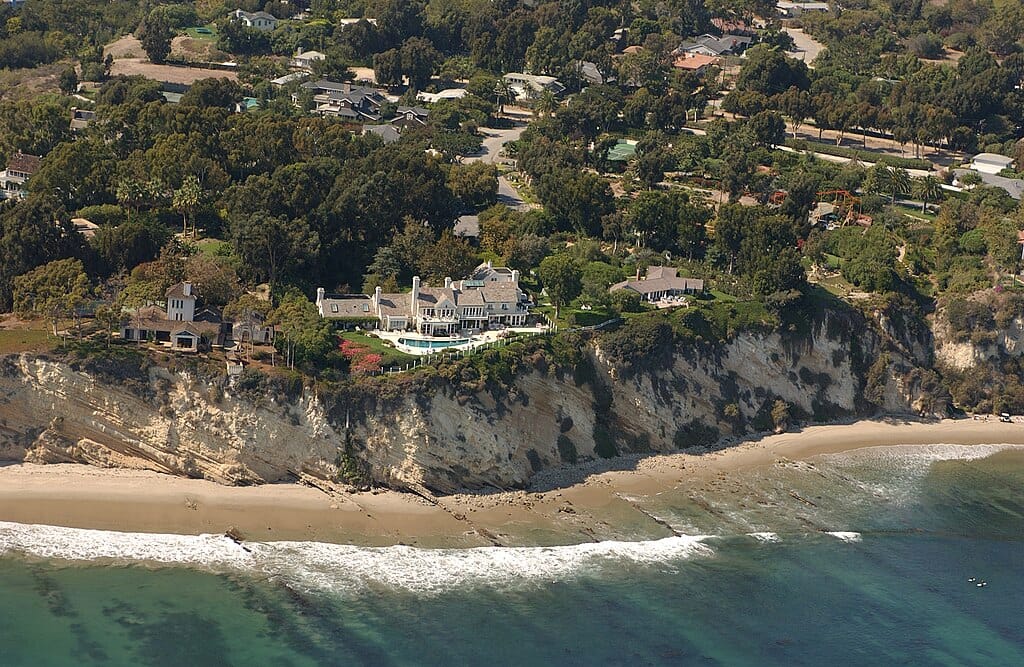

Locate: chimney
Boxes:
[373,286,382,308]
[444,277,452,289]
[411,276,420,317]
[486,260,493,269]
[183,282,192,297]
[297,46,304,56]
[316,287,325,305]
[511,269,520,284]
[636,267,641,281]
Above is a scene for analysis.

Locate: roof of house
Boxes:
[972,153,1014,166]
[293,50,326,61]
[6,152,42,174]
[166,282,195,299]
[319,294,375,318]
[673,53,721,71]
[363,124,401,143]
[235,9,277,21]
[610,266,705,295]
[953,168,1023,200]
[416,88,467,103]
[396,105,429,117]
[622,45,644,55]
[272,72,308,86]
[681,33,753,56]
[376,295,410,318]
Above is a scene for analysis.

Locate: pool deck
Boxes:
[375,327,548,356]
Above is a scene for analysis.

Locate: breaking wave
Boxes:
[0,521,714,594]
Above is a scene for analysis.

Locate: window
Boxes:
[331,304,339,313]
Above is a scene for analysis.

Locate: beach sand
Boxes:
[2,419,1022,547]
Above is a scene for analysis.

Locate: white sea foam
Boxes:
[826,531,862,543]
[822,443,1024,468]
[0,521,713,594]
[747,532,780,543]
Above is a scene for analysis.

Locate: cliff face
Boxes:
[0,311,934,492]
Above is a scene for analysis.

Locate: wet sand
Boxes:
[1,419,1022,546]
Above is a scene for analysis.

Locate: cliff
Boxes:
[0,309,938,492]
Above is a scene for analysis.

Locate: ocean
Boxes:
[1,444,1023,666]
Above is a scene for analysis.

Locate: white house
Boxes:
[317,263,530,335]
[503,73,566,101]
[290,48,326,70]
[970,153,1015,175]
[0,152,41,201]
[231,9,279,31]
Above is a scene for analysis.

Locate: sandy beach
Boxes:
[2,418,1022,547]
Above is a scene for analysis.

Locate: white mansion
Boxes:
[317,262,531,336]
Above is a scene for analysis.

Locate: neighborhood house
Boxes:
[0,152,42,201]
[503,73,566,101]
[316,263,530,335]
[610,266,705,303]
[297,80,386,120]
[122,282,273,352]
[231,9,278,31]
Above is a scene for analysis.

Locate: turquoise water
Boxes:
[1,445,1023,666]
[398,337,470,349]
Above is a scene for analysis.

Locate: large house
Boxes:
[122,282,273,351]
[316,263,530,335]
[503,73,566,101]
[677,33,754,57]
[296,80,385,120]
[610,266,705,303]
[0,152,41,201]
[231,9,279,31]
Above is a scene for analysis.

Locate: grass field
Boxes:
[0,329,55,354]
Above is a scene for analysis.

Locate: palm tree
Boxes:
[534,90,557,118]
[912,175,943,213]
[173,175,202,238]
[494,78,515,116]
[115,177,146,222]
[885,166,912,204]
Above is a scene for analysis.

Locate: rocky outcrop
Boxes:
[0,310,934,492]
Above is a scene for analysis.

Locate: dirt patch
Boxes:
[104,35,142,60]
[109,59,238,85]
[0,63,63,101]
[171,36,228,63]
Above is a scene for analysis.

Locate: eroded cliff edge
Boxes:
[0,308,943,492]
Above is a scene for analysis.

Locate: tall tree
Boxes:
[12,258,92,336]
[538,254,581,319]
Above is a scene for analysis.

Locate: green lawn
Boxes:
[184,25,219,41]
[338,331,415,368]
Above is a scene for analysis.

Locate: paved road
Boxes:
[468,123,533,210]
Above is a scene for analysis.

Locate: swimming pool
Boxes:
[398,337,471,349]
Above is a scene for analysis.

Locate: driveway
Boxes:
[468,123,533,210]
[784,28,825,66]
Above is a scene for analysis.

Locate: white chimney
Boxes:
[316,287,325,305]
[411,276,420,317]
[296,46,304,56]
[444,277,452,289]
[183,282,192,297]
[486,260,493,269]
[373,286,382,309]
[511,269,520,284]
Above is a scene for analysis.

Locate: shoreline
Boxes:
[1,418,1023,548]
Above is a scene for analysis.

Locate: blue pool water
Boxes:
[398,337,470,349]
